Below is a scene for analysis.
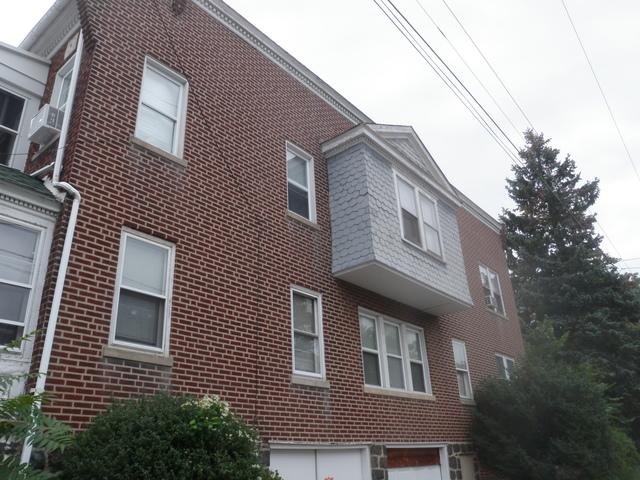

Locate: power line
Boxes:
[413,0,524,139]
[372,0,522,165]
[374,0,623,259]
[385,0,521,154]
[560,0,640,184]
[440,0,535,130]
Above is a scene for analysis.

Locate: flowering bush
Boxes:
[61,393,281,480]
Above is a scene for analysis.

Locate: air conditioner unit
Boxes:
[29,104,64,145]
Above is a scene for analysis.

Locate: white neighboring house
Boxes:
[0,166,60,397]
[0,40,59,397]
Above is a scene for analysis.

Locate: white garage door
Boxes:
[270,448,367,480]
[388,465,443,480]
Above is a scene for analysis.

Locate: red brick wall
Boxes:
[31,0,524,445]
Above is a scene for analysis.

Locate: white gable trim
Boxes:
[322,124,461,206]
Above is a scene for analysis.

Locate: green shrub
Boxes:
[62,393,281,480]
[472,333,639,480]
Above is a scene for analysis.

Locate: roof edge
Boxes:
[454,187,502,234]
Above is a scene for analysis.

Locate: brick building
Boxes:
[0,0,524,478]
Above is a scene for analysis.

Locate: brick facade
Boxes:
[22,0,523,477]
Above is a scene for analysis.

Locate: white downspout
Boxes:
[21,30,84,466]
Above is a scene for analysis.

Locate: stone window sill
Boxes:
[130,136,187,167]
[460,397,476,406]
[363,385,436,401]
[286,210,319,230]
[103,345,173,367]
[291,374,330,389]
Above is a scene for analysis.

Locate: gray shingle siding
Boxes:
[327,143,472,306]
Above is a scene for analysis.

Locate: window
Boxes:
[0,220,40,346]
[291,287,324,377]
[496,354,515,380]
[0,89,25,165]
[479,265,505,316]
[135,58,188,156]
[111,231,174,352]
[452,339,473,399]
[395,173,443,257]
[286,143,315,221]
[359,310,432,394]
[52,55,75,112]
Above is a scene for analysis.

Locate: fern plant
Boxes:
[0,334,73,479]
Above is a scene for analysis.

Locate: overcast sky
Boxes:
[3,0,639,273]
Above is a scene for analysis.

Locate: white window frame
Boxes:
[359,308,432,395]
[290,286,325,379]
[452,339,473,400]
[286,141,316,223]
[0,87,26,164]
[479,264,506,316]
[109,229,175,355]
[394,171,445,259]
[134,56,189,158]
[495,353,515,380]
[51,55,76,111]
[0,216,46,353]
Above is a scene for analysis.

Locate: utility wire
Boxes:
[413,0,523,139]
[560,0,640,184]
[385,0,521,154]
[374,0,623,259]
[441,0,535,130]
[373,0,522,165]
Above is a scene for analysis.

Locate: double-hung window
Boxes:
[479,265,505,316]
[395,174,443,257]
[0,220,40,346]
[291,287,324,378]
[286,143,315,222]
[0,89,25,165]
[52,55,75,112]
[452,339,473,399]
[135,58,188,157]
[496,354,515,380]
[111,231,175,352]
[359,310,432,394]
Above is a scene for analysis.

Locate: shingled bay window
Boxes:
[110,231,174,352]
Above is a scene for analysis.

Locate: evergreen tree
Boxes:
[501,130,640,444]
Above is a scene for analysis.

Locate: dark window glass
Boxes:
[401,210,421,245]
[115,289,164,347]
[363,351,381,386]
[288,182,309,218]
[411,363,426,392]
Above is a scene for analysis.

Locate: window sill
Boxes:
[363,385,435,401]
[291,374,330,389]
[103,345,173,367]
[287,210,319,230]
[460,397,476,406]
[130,136,187,167]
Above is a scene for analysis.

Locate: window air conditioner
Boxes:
[29,104,64,145]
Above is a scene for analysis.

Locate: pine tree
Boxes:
[501,130,640,444]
